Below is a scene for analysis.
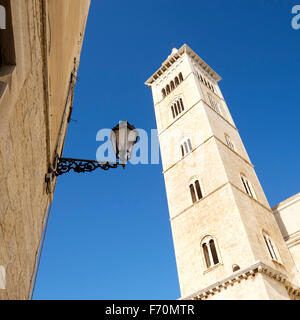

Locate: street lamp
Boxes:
[111,121,139,164]
[45,121,138,192]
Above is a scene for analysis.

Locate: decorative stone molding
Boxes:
[181,261,300,300]
[145,44,222,87]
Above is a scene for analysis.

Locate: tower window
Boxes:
[198,72,216,93]
[240,174,255,198]
[189,179,203,203]
[202,243,211,268]
[163,73,184,98]
[166,85,170,94]
[171,105,175,118]
[225,134,234,150]
[179,98,184,111]
[181,138,192,157]
[170,81,175,90]
[171,97,185,119]
[263,233,280,262]
[201,236,220,269]
[179,72,183,82]
[175,77,179,86]
[208,94,221,114]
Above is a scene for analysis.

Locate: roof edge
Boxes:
[145,43,222,87]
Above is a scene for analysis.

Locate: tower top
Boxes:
[145,44,222,87]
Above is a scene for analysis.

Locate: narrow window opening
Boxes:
[225,135,234,150]
[179,72,183,82]
[171,105,175,118]
[180,98,184,111]
[181,145,184,157]
[264,234,279,262]
[187,139,192,152]
[184,141,188,154]
[174,103,179,116]
[195,180,203,200]
[176,100,181,113]
[245,181,253,197]
[202,243,211,268]
[170,81,175,90]
[209,240,219,264]
[190,184,197,203]
[201,237,220,270]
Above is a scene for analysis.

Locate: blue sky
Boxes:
[34,1,300,299]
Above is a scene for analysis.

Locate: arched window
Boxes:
[162,88,166,98]
[201,236,220,269]
[202,243,211,268]
[166,85,170,94]
[179,98,184,111]
[181,137,192,157]
[263,232,280,262]
[171,105,175,118]
[171,97,185,119]
[170,81,175,91]
[189,179,203,203]
[176,100,181,113]
[240,174,255,198]
[174,103,179,116]
[225,134,234,150]
[175,77,179,86]
[181,145,184,157]
[208,94,221,114]
[179,72,183,82]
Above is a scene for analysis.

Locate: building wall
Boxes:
[273,193,300,285]
[0,0,90,300]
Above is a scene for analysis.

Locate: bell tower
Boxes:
[145,45,300,300]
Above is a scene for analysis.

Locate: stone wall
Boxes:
[0,0,90,300]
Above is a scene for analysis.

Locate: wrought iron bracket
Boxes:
[55,157,125,176]
[45,156,125,194]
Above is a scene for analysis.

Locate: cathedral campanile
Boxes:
[145,44,300,300]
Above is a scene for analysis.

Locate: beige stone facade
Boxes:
[145,44,300,300]
[0,0,90,300]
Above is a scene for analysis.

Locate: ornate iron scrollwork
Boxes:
[55,158,125,176]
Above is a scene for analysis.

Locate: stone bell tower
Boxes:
[145,44,300,300]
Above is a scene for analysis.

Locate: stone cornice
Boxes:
[272,193,300,213]
[285,230,300,248]
[145,44,222,87]
[180,261,300,300]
